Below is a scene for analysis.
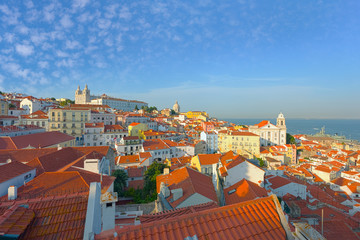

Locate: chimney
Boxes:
[160,182,170,198]
[163,168,170,175]
[8,186,17,200]
[57,144,62,150]
[6,158,11,164]
[171,188,183,201]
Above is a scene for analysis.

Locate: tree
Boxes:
[257,157,265,167]
[170,109,176,115]
[9,103,16,109]
[143,162,167,200]
[112,169,128,196]
[50,97,56,101]
[286,133,296,145]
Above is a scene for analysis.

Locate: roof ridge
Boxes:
[76,171,90,188]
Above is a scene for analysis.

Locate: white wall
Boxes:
[224,161,265,188]
[271,182,307,200]
[0,168,36,197]
[176,193,214,209]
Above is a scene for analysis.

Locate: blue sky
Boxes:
[1,0,359,119]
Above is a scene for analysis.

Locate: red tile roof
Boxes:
[117,155,140,165]
[139,201,218,224]
[0,193,88,240]
[197,153,221,166]
[95,195,291,240]
[0,132,75,150]
[13,169,114,198]
[224,179,268,205]
[267,176,293,189]
[156,167,218,208]
[0,161,35,184]
[0,148,58,164]
[0,205,35,237]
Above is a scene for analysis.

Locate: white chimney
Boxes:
[171,188,183,201]
[8,186,17,200]
[6,159,12,164]
[163,168,170,175]
[160,182,170,198]
[57,144,62,150]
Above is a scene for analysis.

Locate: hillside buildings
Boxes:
[75,85,148,111]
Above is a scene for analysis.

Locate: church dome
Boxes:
[173,101,180,113]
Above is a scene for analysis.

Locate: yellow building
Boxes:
[218,131,260,158]
[48,107,90,145]
[186,111,209,121]
[190,153,221,175]
[128,122,149,137]
[0,100,9,115]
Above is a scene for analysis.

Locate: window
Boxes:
[106,203,112,208]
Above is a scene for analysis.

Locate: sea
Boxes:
[222,119,360,142]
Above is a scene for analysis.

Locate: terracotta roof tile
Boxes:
[0,161,35,184]
[139,201,218,224]
[0,193,88,240]
[1,132,75,150]
[0,148,58,164]
[224,179,268,205]
[95,195,290,240]
[156,167,218,208]
[197,153,221,166]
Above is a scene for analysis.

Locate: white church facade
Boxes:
[248,113,287,147]
[75,85,148,111]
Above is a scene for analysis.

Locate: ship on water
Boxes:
[312,126,358,144]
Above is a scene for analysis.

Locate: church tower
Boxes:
[75,85,91,104]
[276,112,287,145]
[276,112,286,128]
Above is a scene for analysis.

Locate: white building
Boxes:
[200,131,218,154]
[84,123,128,147]
[20,98,41,114]
[90,110,116,125]
[0,161,36,197]
[75,85,148,111]
[265,175,307,200]
[249,113,287,147]
[220,157,265,188]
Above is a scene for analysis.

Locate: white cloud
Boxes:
[38,61,49,69]
[43,4,55,22]
[73,0,90,9]
[56,50,69,58]
[30,33,47,45]
[3,62,30,78]
[105,4,119,19]
[39,77,50,85]
[56,59,75,68]
[119,6,131,20]
[4,33,15,43]
[65,40,81,49]
[15,44,34,56]
[25,0,34,8]
[60,14,73,28]
[16,25,30,34]
[97,18,111,29]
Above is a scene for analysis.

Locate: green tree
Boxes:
[134,105,139,110]
[257,157,265,167]
[143,162,167,200]
[50,97,56,101]
[112,169,128,196]
[9,103,16,108]
[170,109,176,115]
[286,133,296,145]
